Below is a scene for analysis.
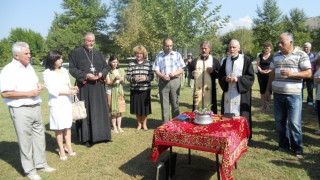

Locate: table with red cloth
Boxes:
[150,112,250,180]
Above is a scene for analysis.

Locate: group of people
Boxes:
[0,31,317,179]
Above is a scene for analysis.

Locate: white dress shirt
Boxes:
[0,59,41,107]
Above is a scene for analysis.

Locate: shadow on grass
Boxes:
[271,152,320,180]
[0,141,24,176]
[119,148,218,180]
[0,131,59,176]
[121,116,162,131]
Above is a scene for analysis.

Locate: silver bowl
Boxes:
[194,113,213,125]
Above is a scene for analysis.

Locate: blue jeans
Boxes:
[274,93,303,153]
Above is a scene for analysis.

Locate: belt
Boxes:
[20,104,40,108]
[170,76,179,80]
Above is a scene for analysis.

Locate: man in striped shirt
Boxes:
[265,32,311,158]
[153,38,186,123]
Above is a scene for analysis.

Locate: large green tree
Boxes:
[113,0,229,57]
[282,8,312,47]
[252,0,282,51]
[0,28,46,66]
[46,0,110,60]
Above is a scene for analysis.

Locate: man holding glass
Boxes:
[218,39,255,139]
[265,32,311,158]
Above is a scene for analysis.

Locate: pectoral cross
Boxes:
[90,64,96,75]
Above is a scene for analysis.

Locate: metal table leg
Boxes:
[169,147,172,180]
[216,154,220,180]
[188,149,191,164]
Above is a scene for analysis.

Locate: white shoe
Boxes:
[315,130,320,135]
[59,152,68,160]
[308,102,313,106]
[38,166,56,173]
[64,147,76,156]
[27,173,41,180]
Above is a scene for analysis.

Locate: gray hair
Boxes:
[12,42,29,57]
[304,42,312,47]
[200,41,211,49]
[229,39,240,47]
[83,32,95,40]
[280,32,294,44]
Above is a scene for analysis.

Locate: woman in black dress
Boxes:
[256,42,273,110]
[126,45,154,131]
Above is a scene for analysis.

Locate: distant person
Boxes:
[219,39,255,139]
[189,41,220,113]
[126,45,154,131]
[265,32,311,158]
[43,50,78,160]
[153,38,186,123]
[0,42,56,180]
[220,46,230,66]
[302,42,316,106]
[256,42,273,110]
[185,52,193,87]
[69,32,111,147]
[106,56,126,133]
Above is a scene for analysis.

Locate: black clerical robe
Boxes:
[189,55,220,113]
[69,46,111,143]
[218,55,254,139]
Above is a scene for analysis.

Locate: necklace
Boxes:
[83,48,96,74]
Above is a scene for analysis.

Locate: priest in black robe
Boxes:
[69,32,111,147]
[218,39,254,139]
[189,41,220,113]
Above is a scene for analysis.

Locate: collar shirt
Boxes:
[152,51,185,76]
[0,59,41,107]
[308,52,316,62]
[270,48,311,95]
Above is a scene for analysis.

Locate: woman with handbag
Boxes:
[126,46,154,131]
[43,50,78,160]
[106,56,126,133]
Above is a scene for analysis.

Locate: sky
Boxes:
[0,0,319,40]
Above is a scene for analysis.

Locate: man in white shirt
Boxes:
[0,42,55,180]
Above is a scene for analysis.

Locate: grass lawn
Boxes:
[0,64,319,180]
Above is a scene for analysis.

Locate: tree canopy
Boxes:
[46,0,110,60]
[252,0,282,51]
[112,0,229,57]
[0,28,46,66]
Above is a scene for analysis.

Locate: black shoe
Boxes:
[85,141,92,148]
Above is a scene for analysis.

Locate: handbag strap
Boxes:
[74,95,80,103]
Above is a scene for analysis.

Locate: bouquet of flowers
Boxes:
[193,104,214,116]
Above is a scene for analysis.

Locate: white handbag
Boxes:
[72,95,87,121]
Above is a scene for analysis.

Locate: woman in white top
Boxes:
[43,50,78,160]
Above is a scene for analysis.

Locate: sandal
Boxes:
[118,128,124,133]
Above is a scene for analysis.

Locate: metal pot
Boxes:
[194,113,213,125]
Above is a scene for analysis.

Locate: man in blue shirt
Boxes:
[153,38,186,123]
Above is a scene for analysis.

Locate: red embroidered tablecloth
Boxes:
[150,112,250,180]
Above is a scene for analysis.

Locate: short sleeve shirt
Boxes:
[0,59,41,107]
[270,48,311,95]
[152,51,185,76]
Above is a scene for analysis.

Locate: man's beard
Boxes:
[87,45,94,50]
[201,53,209,58]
